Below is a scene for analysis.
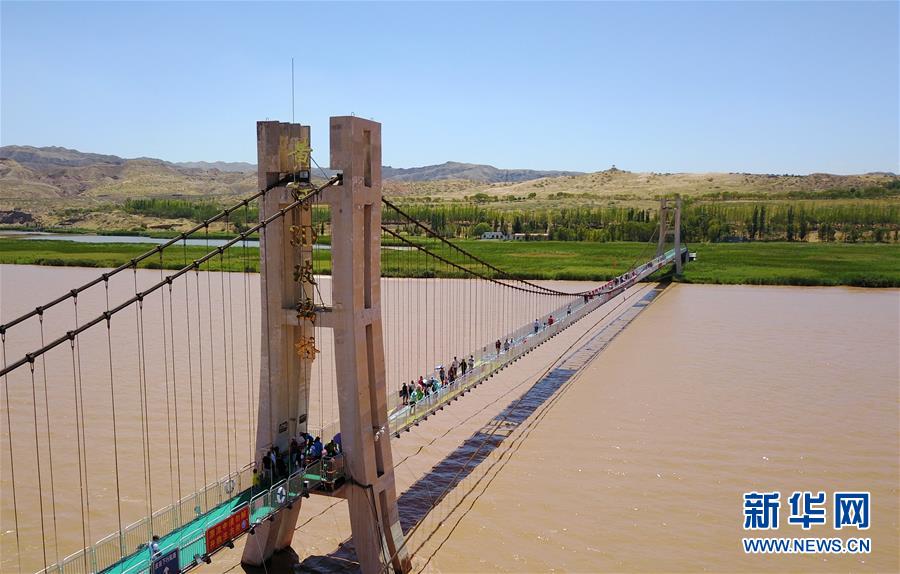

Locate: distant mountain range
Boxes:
[0,145,581,182]
[383,161,583,182]
[2,144,896,234]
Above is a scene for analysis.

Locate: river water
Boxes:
[0,264,578,573]
[1,265,898,573]
[413,284,900,573]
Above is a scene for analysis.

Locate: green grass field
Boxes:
[1,238,898,287]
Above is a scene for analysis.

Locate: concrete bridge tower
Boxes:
[656,195,684,274]
[244,118,409,574]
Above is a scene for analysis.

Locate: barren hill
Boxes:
[383,161,582,182]
[1,145,897,231]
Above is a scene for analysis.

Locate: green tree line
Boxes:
[385,201,899,243]
[122,195,899,244]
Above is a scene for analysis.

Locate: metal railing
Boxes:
[35,247,683,574]
[37,461,257,574]
[385,247,684,436]
[73,461,331,574]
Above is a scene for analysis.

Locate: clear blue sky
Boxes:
[2,1,897,174]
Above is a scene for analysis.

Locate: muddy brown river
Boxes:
[1,265,898,573]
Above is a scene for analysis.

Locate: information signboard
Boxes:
[205,506,250,554]
[152,548,179,574]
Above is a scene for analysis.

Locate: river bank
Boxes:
[2,238,898,287]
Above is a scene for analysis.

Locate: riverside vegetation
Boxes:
[2,147,898,286]
[2,238,898,287]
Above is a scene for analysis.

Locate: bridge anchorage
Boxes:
[0,116,687,574]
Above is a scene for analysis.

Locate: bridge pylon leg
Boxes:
[656,195,685,274]
[656,197,668,258]
[674,194,683,275]
[320,116,411,574]
[242,121,315,566]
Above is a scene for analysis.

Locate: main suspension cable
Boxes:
[0,177,340,379]
[0,175,300,335]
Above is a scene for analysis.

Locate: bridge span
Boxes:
[0,118,686,574]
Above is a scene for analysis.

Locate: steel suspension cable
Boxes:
[383,199,574,296]
[225,236,240,481]
[380,228,567,297]
[241,208,254,470]
[1,331,23,574]
[159,252,177,513]
[195,268,209,489]
[28,361,48,572]
[68,338,89,572]
[261,222,273,448]
[134,272,154,536]
[205,228,220,481]
[166,281,183,507]
[380,282,657,572]
[0,178,339,380]
[184,265,199,494]
[37,313,60,567]
[104,279,125,555]
[0,174,307,335]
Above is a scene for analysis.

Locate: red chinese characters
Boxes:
[205,506,250,554]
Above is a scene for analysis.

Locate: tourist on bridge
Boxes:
[460,357,468,375]
[325,439,339,458]
[533,319,540,334]
[452,356,459,371]
[400,381,410,405]
[311,437,323,459]
[261,449,273,483]
[275,446,288,478]
[495,339,502,354]
[548,315,555,326]
[290,438,302,468]
[150,535,161,558]
[503,339,510,352]
[410,387,422,412]
[468,355,475,371]
[439,365,446,384]
[567,305,572,316]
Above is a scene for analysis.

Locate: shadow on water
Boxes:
[284,364,581,573]
[396,367,578,531]
[284,284,668,572]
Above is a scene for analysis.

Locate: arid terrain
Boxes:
[2,145,896,231]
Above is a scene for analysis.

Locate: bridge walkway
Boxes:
[42,248,685,574]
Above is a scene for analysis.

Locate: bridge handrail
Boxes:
[384,246,684,435]
[37,458,330,574]
[28,243,683,574]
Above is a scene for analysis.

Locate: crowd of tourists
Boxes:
[396,309,577,413]
[399,354,477,410]
[252,431,343,490]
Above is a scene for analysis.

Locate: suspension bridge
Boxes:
[0,117,687,574]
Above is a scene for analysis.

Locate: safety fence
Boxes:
[35,458,340,574]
